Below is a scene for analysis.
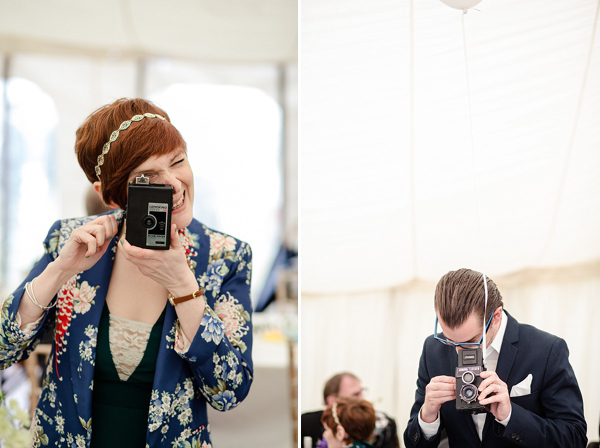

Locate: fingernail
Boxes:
[120,238,124,245]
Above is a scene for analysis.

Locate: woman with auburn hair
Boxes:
[0,98,253,447]
[321,397,377,448]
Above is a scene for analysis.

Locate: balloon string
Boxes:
[462,11,488,351]
[409,0,418,279]
[482,272,488,362]
[461,11,484,271]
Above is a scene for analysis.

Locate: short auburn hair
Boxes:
[75,98,186,210]
[321,397,376,445]
[434,268,503,329]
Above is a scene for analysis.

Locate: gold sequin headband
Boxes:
[95,112,166,180]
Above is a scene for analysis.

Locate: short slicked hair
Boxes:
[434,268,503,329]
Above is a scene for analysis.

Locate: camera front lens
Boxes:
[143,215,157,229]
[462,371,475,384]
[460,384,478,403]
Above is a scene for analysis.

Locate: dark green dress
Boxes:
[91,303,166,447]
[347,441,375,448]
[350,442,375,448]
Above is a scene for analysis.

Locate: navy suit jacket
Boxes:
[404,311,587,448]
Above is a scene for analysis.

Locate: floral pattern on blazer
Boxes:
[0,210,253,447]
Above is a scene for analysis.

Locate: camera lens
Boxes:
[462,371,475,384]
[460,384,478,403]
[142,215,157,230]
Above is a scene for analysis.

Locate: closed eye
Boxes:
[172,158,185,166]
[135,171,157,179]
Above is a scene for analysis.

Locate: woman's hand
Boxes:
[118,224,198,293]
[54,214,119,277]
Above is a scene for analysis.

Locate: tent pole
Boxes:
[135,57,147,98]
[277,64,289,249]
[408,0,417,279]
[1,54,11,287]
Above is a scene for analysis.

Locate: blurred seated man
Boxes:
[85,184,114,215]
[301,372,399,448]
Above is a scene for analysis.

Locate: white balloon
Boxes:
[440,0,483,10]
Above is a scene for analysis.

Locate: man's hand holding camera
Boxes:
[478,371,511,422]
[421,371,511,424]
[421,375,456,423]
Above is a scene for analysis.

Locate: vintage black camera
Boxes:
[125,175,173,249]
[455,347,487,413]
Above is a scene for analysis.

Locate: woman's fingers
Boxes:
[89,224,107,248]
[170,224,180,249]
[71,229,98,257]
[53,214,120,276]
[119,237,155,260]
[94,215,119,240]
[118,235,193,291]
[82,215,119,253]
[71,216,119,256]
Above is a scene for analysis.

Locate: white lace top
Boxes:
[108,314,153,381]
[18,308,193,378]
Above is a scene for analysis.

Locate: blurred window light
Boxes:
[0,77,59,291]
[149,83,283,310]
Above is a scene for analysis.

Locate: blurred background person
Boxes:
[320,396,377,448]
[85,185,114,216]
[302,372,399,448]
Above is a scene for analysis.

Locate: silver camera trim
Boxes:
[135,174,150,185]
[462,370,476,384]
[459,383,479,403]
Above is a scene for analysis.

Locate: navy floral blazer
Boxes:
[0,209,253,447]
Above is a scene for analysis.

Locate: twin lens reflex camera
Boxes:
[455,347,488,414]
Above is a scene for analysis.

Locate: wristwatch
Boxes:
[168,288,203,306]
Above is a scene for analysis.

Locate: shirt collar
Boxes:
[489,309,508,356]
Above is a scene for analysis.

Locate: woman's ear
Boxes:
[91,182,118,209]
[335,425,347,442]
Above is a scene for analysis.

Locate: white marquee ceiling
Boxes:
[0,0,297,63]
[301,0,600,293]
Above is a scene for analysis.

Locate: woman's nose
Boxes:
[158,171,181,192]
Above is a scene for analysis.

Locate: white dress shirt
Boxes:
[419,310,511,441]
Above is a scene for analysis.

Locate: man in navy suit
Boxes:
[403,268,587,448]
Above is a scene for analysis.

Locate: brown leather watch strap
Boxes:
[168,288,203,306]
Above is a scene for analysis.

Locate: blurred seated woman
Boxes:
[321,396,377,448]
